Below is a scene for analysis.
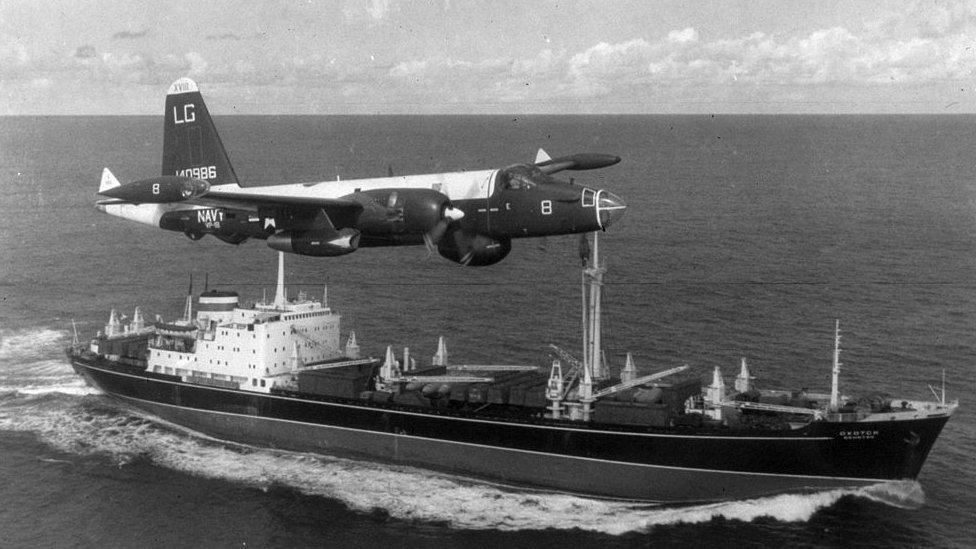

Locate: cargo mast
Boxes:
[830,319,841,412]
[582,231,606,381]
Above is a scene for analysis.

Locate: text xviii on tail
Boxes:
[96,78,627,266]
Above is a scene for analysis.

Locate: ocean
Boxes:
[1,115,974,548]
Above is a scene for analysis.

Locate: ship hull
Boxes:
[71,356,952,503]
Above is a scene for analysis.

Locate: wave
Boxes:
[2,382,101,397]
[0,393,925,534]
[0,328,68,361]
[0,327,85,401]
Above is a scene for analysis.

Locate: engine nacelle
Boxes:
[354,188,452,236]
[161,207,268,243]
[267,228,361,257]
[437,231,512,267]
[214,233,249,245]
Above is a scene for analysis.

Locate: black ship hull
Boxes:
[70,355,952,503]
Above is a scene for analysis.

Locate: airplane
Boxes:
[96,77,627,266]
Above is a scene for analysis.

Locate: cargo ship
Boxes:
[67,235,957,503]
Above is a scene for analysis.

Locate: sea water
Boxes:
[1,115,974,548]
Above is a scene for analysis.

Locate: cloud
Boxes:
[10,0,976,114]
[73,45,98,59]
[366,0,394,20]
[185,51,208,76]
[365,1,976,113]
[0,36,29,67]
[207,33,243,41]
[389,59,427,78]
[112,29,149,40]
[559,4,976,95]
[667,27,699,44]
[343,0,399,21]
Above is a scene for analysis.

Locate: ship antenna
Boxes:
[930,369,947,406]
[273,252,286,308]
[830,319,841,412]
[71,319,79,346]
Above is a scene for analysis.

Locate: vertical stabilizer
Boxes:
[162,78,240,186]
[99,168,122,193]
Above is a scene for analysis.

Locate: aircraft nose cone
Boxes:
[597,190,627,229]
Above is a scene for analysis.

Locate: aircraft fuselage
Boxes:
[145,165,621,247]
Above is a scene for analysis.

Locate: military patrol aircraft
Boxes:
[96,78,626,266]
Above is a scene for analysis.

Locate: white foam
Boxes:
[0,328,67,360]
[857,479,926,509]
[12,383,102,397]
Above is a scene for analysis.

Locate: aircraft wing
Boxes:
[97,189,363,218]
[186,192,364,228]
[189,192,361,212]
[96,169,364,227]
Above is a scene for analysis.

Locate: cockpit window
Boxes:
[496,164,564,191]
[506,172,535,190]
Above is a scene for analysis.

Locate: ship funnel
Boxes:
[197,290,239,326]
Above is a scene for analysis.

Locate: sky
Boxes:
[3,0,976,115]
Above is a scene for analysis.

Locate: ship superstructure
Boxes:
[69,239,957,503]
[137,254,363,394]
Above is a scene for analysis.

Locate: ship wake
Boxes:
[0,327,99,398]
[0,387,926,534]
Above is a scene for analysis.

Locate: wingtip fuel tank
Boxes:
[99,176,210,204]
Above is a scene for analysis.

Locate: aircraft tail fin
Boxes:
[162,78,240,187]
[99,168,122,193]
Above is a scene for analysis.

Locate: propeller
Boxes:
[423,204,465,255]
[385,191,401,219]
